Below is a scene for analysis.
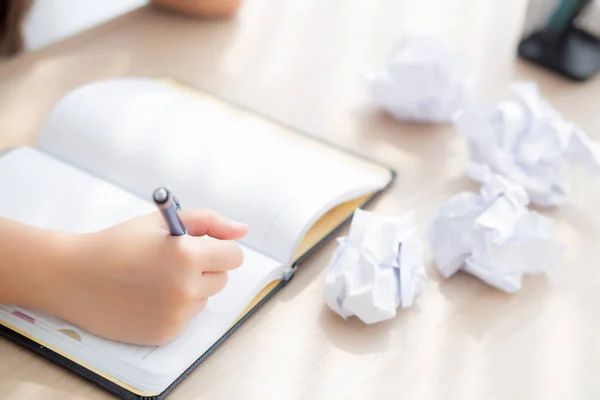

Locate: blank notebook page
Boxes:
[37,78,391,264]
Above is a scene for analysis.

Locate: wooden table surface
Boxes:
[2,1,600,399]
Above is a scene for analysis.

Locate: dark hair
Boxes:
[0,0,32,56]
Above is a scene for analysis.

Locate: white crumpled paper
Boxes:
[458,81,600,207]
[324,209,428,324]
[364,32,475,123]
[427,171,564,293]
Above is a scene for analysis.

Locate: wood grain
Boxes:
[2,0,600,399]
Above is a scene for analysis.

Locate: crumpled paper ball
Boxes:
[427,170,564,293]
[364,32,475,123]
[324,208,428,324]
[458,81,600,207]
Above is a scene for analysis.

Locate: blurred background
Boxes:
[21,0,147,52]
[4,0,600,53]
[3,0,599,83]
[7,1,596,45]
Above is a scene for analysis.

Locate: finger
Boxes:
[195,237,244,272]
[179,209,248,240]
[188,297,208,317]
[198,271,229,298]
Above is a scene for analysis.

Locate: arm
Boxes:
[0,218,73,307]
[150,0,244,17]
[0,210,248,346]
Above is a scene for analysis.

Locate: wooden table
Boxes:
[2,0,600,399]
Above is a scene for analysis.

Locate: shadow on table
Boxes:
[317,298,430,356]
[437,270,552,342]
[352,107,463,179]
[542,202,600,235]
[362,108,458,155]
[317,305,394,354]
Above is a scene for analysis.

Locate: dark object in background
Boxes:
[519,0,600,81]
[0,0,32,57]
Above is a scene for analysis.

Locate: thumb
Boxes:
[178,209,248,240]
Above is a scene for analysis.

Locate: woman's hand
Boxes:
[0,210,247,346]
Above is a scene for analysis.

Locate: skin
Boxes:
[0,209,248,346]
[150,0,245,17]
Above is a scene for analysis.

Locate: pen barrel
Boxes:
[160,204,187,236]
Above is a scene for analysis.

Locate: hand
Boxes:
[150,0,244,18]
[39,210,248,346]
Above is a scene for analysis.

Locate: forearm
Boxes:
[150,0,243,17]
[0,218,74,307]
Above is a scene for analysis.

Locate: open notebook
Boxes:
[0,78,394,399]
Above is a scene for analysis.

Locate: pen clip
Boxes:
[173,196,182,211]
[165,186,182,211]
[172,195,186,234]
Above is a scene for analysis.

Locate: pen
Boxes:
[153,187,187,236]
